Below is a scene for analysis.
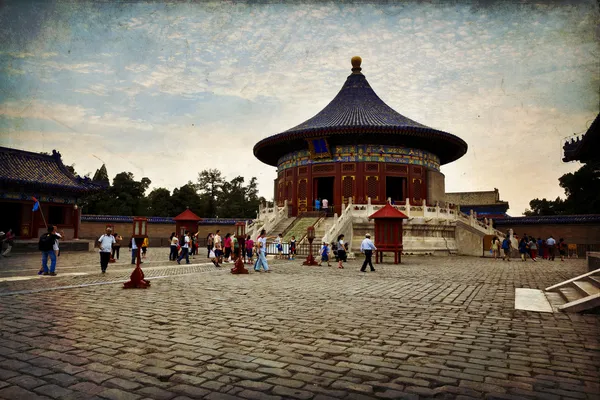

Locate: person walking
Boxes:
[98,228,116,273]
[558,238,567,261]
[315,198,321,211]
[129,236,143,265]
[336,234,347,269]
[206,233,214,258]
[518,237,529,262]
[546,236,556,261]
[141,237,149,259]
[169,232,179,261]
[275,233,283,259]
[289,236,296,260]
[190,233,197,257]
[223,233,232,263]
[254,229,270,273]
[318,241,331,267]
[528,236,538,261]
[322,198,329,213]
[177,230,191,264]
[1,229,14,257]
[111,232,122,260]
[360,233,377,272]
[501,236,512,261]
[491,236,501,260]
[245,235,254,263]
[39,225,60,276]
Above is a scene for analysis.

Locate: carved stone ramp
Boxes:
[544,269,600,313]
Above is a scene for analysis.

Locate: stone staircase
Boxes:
[284,217,319,242]
[314,217,335,242]
[544,269,600,313]
[270,217,296,237]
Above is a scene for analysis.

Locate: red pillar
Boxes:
[73,206,80,239]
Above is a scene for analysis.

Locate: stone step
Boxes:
[558,293,600,313]
[573,280,600,297]
[557,287,582,304]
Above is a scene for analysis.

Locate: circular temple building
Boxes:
[254,57,468,217]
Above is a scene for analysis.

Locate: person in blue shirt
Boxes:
[360,233,377,272]
[518,237,529,261]
[318,241,331,267]
[501,236,512,261]
[315,198,321,211]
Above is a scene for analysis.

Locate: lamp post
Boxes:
[123,217,151,289]
[303,226,319,266]
[231,221,249,274]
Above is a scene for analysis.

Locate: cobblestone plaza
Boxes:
[0,253,598,399]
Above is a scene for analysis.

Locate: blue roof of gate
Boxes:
[0,146,105,193]
[254,57,468,166]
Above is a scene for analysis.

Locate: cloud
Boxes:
[0,1,598,213]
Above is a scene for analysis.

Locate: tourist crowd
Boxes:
[491,233,568,262]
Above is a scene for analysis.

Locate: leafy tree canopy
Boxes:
[524,163,600,215]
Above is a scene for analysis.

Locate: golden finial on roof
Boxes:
[351,56,362,74]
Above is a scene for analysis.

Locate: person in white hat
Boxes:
[360,233,377,272]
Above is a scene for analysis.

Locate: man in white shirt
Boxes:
[360,233,377,272]
[177,230,191,264]
[322,198,329,212]
[214,230,223,264]
[98,228,116,273]
[546,236,556,261]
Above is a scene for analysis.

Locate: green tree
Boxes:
[171,182,204,216]
[84,172,151,216]
[92,164,110,186]
[147,188,174,217]
[197,169,224,217]
[524,163,600,215]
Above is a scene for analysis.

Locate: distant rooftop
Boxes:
[0,146,105,193]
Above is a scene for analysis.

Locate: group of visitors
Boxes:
[491,234,567,262]
[314,198,330,212]
[318,234,349,269]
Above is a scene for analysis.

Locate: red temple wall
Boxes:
[276,162,431,215]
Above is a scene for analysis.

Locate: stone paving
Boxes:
[0,251,598,400]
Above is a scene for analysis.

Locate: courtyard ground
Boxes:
[0,250,598,400]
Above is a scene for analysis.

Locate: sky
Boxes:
[0,0,598,216]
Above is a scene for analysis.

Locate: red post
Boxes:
[231,222,249,274]
[124,218,150,289]
[303,226,318,266]
[73,205,80,239]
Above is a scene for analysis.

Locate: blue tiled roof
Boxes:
[81,215,252,225]
[495,214,600,225]
[0,147,105,193]
[254,60,468,166]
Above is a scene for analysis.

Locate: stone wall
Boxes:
[455,221,485,256]
[446,189,500,205]
[427,170,446,206]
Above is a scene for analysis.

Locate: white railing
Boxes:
[355,198,505,239]
[323,198,354,246]
[247,200,288,239]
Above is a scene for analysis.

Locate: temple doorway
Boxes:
[313,177,334,213]
[386,177,407,204]
[0,202,22,236]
